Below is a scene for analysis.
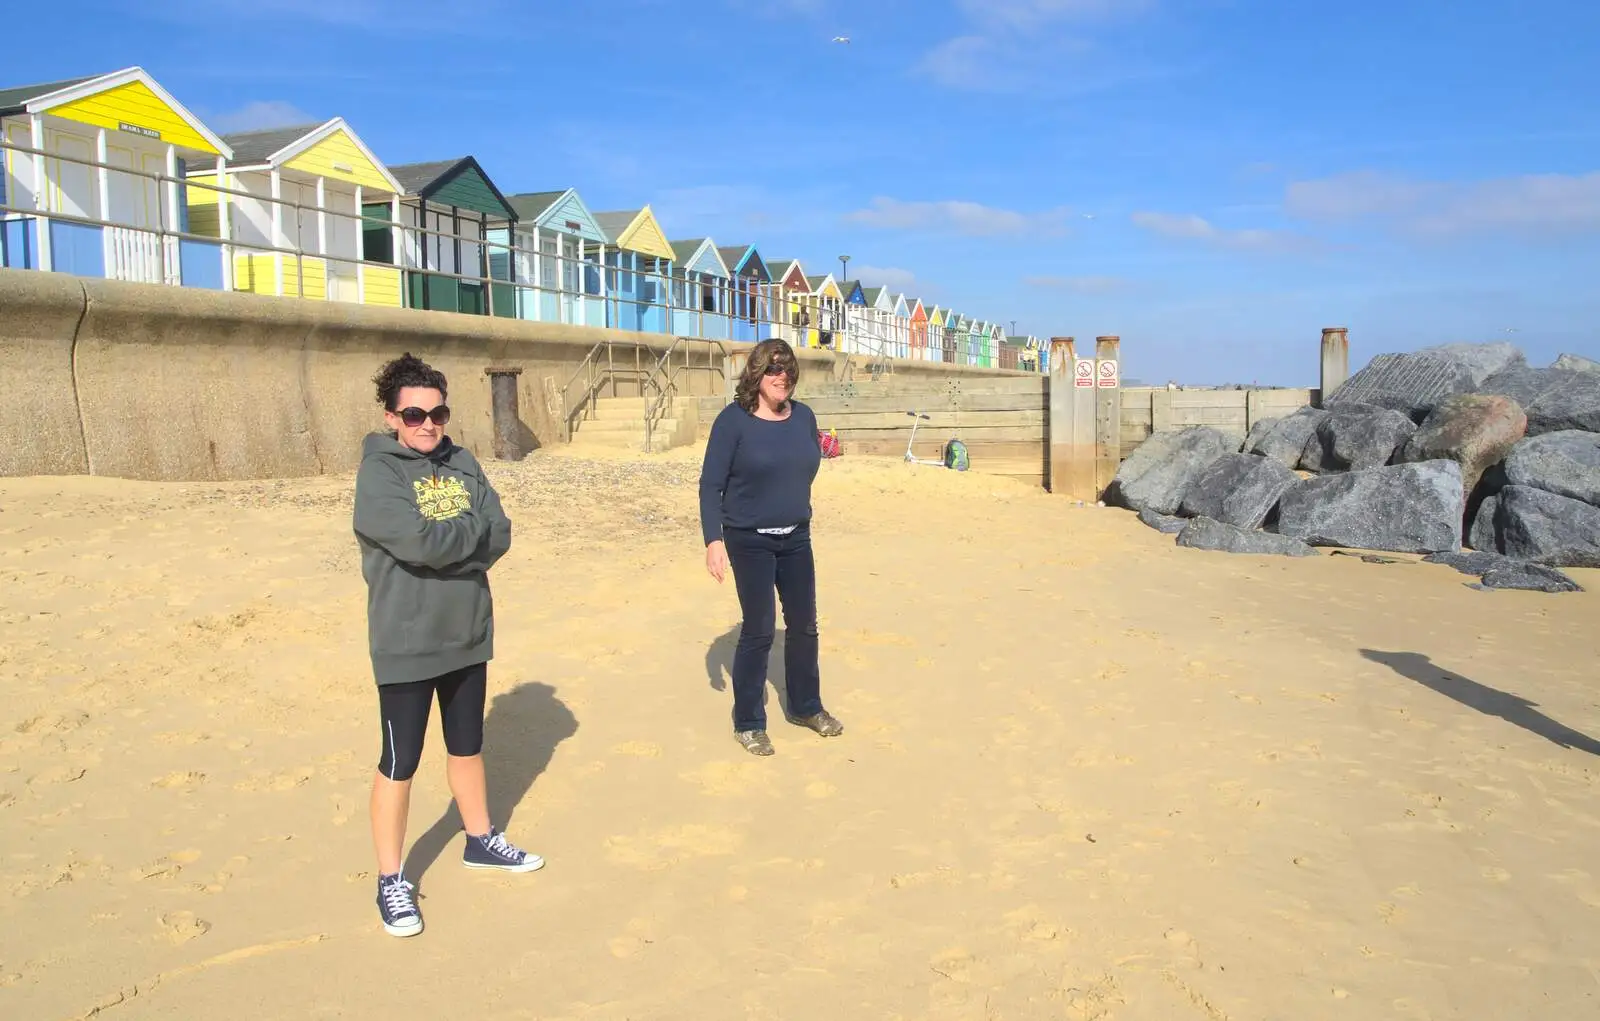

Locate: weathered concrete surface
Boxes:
[3,268,1027,481]
[0,271,90,477]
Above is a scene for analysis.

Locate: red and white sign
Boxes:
[1097,359,1119,388]
[1074,359,1095,388]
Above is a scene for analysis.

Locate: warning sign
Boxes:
[1097,359,1119,388]
[1074,359,1095,388]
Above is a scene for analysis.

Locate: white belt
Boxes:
[756,524,798,535]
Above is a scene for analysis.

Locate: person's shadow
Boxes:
[404,681,579,889]
[706,624,791,724]
[1361,650,1600,756]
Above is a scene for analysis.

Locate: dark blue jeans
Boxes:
[724,524,823,732]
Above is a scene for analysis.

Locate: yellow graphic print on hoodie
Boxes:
[415,475,473,522]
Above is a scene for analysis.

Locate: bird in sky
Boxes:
[831,35,850,44]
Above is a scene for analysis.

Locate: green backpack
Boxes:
[942,438,970,471]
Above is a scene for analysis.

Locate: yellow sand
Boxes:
[2,446,1598,1020]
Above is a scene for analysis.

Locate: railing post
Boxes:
[1319,326,1348,407]
[484,365,526,461]
[1094,335,1122,498]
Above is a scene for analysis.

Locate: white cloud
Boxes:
[1285,170,1600,238]
[957,0,1154,26]
[1023,274,1133,294]
[1130,211,1311,252]
[844,197,1073,237]
[923,0,1157,91]
[210,101,316,135]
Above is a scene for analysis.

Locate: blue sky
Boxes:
[16,0,1600,385]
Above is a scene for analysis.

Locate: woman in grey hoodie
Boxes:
[352,352,541,938]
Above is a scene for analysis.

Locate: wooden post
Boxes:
[484,365,526,461]
[1094,335,1122,498]
[1320,327,1348,407]
[1048,337,1098,500]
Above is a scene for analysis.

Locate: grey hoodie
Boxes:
[352,431,512,686]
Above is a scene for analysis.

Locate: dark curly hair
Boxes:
[373,352,448,411]
[734,338,799,413]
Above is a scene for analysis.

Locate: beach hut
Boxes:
[766,258,814,346]
[498,188,607,326]
[891,293,912,360]
[717,244,772,342]
[837,279,869,355]
[668,237,731,340]
[947,314,970,364]
[1,66,231,287]
[804,273,843,349]
[594,206,674,333]
[186,118,403,305]
[859,285,896,359]
[924,304,946,362]
[968,320,989,365]
[984,322,1005,368]
[906,297,928,361]
[386,157,517,317]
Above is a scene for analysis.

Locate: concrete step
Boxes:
[574,417,682,434]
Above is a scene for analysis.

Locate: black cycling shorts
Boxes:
[375,663,487,781]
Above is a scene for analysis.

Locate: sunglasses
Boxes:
[397,405,450,427]
[763,362,793,377]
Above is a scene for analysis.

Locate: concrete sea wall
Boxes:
[0,269,1030,482]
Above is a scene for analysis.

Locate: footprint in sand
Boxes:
[605,824,742,871]
[805,781,836,799]
[152,771,207,790]
[679,761,774,797]
[613,741,662,758]
[28,765,86,786]
[158,910,211,944]
[14,710,90,735]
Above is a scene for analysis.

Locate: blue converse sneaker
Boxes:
[463,828,545,873]
[377,872,422,937]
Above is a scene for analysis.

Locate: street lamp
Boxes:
[839,254,850,281]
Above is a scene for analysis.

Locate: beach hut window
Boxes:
[701,278,717,313]
[560,235,580,294]
[539,234,558,288]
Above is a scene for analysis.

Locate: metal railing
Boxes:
[0,134,1033,369]
[640,337,730,453]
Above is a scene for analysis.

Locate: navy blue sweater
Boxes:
[698,400,823,545]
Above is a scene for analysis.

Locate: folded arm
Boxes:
[353,459,487,570]
[434,466,513,575]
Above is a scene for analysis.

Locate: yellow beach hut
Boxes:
[1,66,231,287]
[186,117,404,305]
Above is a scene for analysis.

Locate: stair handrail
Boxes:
[642,337,729,453]
[557,339,610,442]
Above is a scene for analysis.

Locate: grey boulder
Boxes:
[1424,550,1584,592]
[1249,406,1328,469]
[1499,485,1600,568]
[1416,341,1526,386]
[1241,416,1280,454]
[1179,452,1299,529]
[1301,403,1418,472]
[1480,366,1600,436]
[1106,425,1234,516]
[1277,460,1465,554]
[1397,392,1527,497]
[1324,350,1479,420]
[1504,430,1600,507]
[1468,493,1501,553]
[1175,516,1318,557]
[1481,561,1585,593]
[1137,508,1187,534]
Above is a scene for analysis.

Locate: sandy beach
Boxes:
[2,443,1598,1020]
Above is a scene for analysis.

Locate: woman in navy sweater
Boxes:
[699,338,844,756]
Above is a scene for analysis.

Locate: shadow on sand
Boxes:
[705,624,791,725]
[404,680,578,888]
[1361,649,1600,757]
